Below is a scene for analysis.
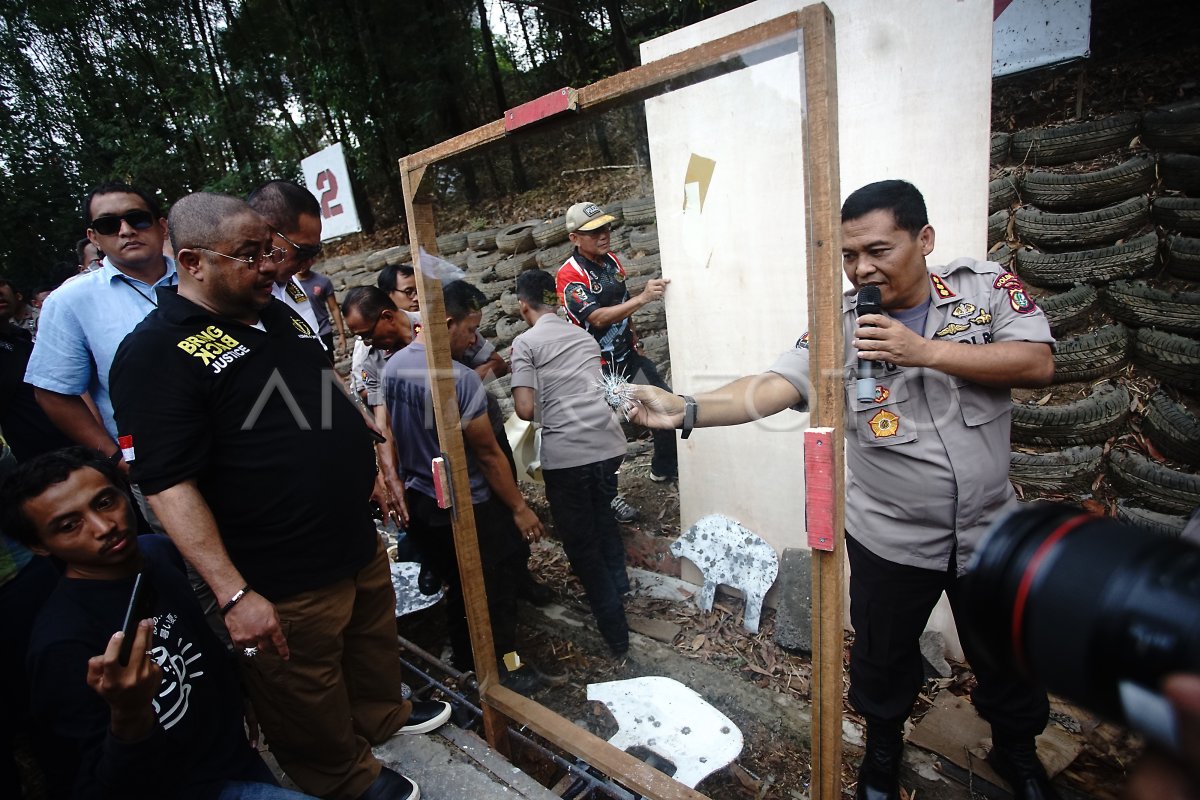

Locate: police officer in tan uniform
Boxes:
[627,180,1058,800]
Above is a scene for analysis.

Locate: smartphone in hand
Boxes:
[117,573,148,667]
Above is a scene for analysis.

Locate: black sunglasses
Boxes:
[276,231,323,262]
[89,210,156,236]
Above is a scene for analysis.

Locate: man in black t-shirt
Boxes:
[0,276,72,461]
[1,447,314,800]
[109,193,447,800]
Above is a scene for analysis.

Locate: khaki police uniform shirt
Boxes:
[768,258,1054,574]
[510,313,627,470]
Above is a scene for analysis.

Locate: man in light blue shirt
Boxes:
[25,182,176,465]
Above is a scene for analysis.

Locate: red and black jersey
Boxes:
[555,248,635,366]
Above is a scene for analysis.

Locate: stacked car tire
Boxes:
[999,102,1200,530]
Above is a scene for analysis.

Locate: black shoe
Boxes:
[393,700,452,735]
[357,766,420,800]
[417,563,440,596]
[525,656,569,687]
[516,572,553,606]
[500,664,545,696]
[988,739,1062,800]
[611,495,640,523]
[856,721,903,800]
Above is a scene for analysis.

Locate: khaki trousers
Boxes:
[239,540,412,799]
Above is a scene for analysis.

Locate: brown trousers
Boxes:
[239,540,412,799]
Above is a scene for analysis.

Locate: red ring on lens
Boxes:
[1011,513,1093,671]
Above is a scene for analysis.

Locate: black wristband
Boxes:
[680,395,697,440]
[106,449,124,464]
[220,586,251,616]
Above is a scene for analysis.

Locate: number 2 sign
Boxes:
[301,142,362,240]
[315,170,344,218]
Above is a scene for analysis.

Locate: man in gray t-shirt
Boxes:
[627,181,1060,800]
[511,270,630,656]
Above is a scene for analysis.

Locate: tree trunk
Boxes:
[475,0,528,190]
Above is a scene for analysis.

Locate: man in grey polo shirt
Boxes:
[511,269,631,656]
[627,180,1058,800]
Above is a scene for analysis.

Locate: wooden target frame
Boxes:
[397,6,844,798]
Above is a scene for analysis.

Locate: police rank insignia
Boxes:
[286,281,308,303]
[935,322,971,338]
[868,409,899,438]
[291,316,312,335]
[873,385,890,403]
[994,272,1036,314]
[929,274,955,299]
[951,303,977,318]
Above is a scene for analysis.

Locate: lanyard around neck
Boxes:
[117,271,176,308]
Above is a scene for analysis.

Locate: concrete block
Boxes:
[772,547,812,653]
[920,630,952,678]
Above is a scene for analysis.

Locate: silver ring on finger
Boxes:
[243,646,259,658]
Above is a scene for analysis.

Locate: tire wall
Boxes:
[1000,102,1200,528]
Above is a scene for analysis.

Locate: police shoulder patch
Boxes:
[930,274,955,299]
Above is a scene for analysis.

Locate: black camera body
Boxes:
[960,502,1200,751]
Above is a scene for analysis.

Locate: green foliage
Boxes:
[0,0,752,289]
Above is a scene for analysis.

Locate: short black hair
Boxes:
[168,192,255,254]
[515,269,557,309]
[841,180,928,236]
[442,280,486,321]
[377,262,415,293]
[342,285,397,321]
[83,182,163,230]
[0,446,128,549]
[75,238,96,264]
[246,180,321,233]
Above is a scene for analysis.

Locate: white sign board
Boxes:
[993,0,1092,77]
[300,142,362,240]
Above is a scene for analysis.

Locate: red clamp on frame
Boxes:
[804,428,836,551]
[504,88,578,132]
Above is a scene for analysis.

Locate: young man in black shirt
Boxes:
[2,446,314,800]
[110,193,446,800]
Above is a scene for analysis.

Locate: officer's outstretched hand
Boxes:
[624,385,683,430]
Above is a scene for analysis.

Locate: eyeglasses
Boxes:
[355,310,387,344]
[90,210,155,236]
[194,246,287,269]
[398,287,418,299]
[574,224,612,237]
[276,231,323,262]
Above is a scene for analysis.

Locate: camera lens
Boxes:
[961,502,1200,740]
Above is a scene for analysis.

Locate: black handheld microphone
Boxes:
[855,285,883,403]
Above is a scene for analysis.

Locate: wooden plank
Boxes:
[796,6,845,800]
[483,684,711,800]
[403,12,804,170]
[400,159,509,754]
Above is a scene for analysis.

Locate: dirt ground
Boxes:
[396,439,1142,800]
